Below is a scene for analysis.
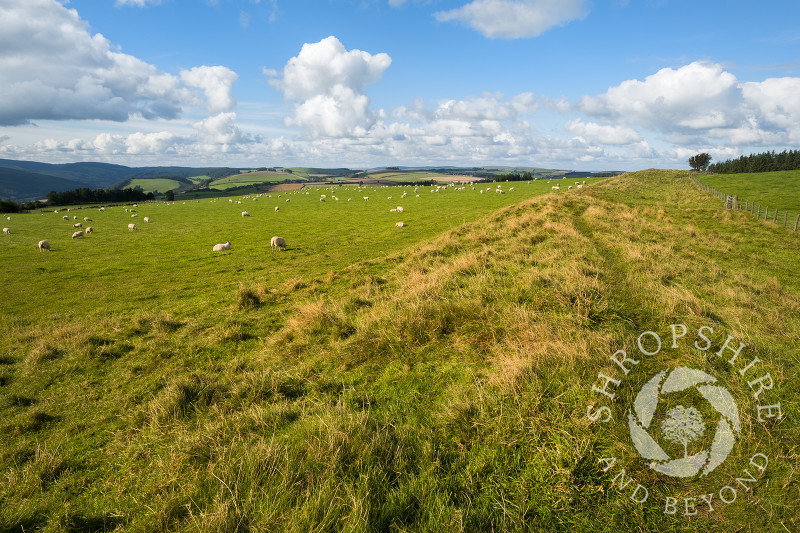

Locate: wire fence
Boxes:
[691,175,800,232]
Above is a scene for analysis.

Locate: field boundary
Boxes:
[692,174,800,231]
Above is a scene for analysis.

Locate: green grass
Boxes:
[126,178,185,194]
[697,170,800,215]
[1,172,798,531]
[210,171,301,189]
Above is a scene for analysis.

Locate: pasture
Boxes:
[698,169,800,214]
[1,171,797,532]
[126,178,185,194]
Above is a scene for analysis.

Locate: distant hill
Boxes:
[0,159,243,202]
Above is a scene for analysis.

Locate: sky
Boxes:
[1,0,799,171]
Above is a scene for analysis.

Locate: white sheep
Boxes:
[568,185,573,190]
[38,240,50,251]
[395,222,406,227]
[99,207,105,212]
[144,217,150,222]
[396,206,404,212]
[270,236,287,251]
[128,223,138,231]
[62,216,69,221]
[131,214,137,218]
[2,227,10,234]
[73,223,82,228]
[72,230,84,239]
[552,186,560,191]
[85,227,93,234]
[274,206,279,212]
[242,211,250,217]
[84,217,92,222]
[212,242,231,252]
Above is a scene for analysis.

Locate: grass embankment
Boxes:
[1,171,798,531]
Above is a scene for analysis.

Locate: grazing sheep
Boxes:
[274,206,279,212]
[63,216,69,221]
[85,227,93,234]
[552,185,560,191]
[99,207,105,211]
[395,222,406,227]
[128,223,138,231]
[568,185,573,190]
[38,240,50,251]
[84,217,92,222]
[396,206,404,212]
[2,227,10,234]
[270,236,287,251]
[363,196,369,201]
[212,242,232,252]
[144,217,150,222]
[73,223,82,228]
[131,214,137,218]
[71,230,84,239]
[242,211,250,216]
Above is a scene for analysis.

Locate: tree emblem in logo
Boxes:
[627,367,741,478]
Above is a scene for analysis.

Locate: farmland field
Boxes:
[697,170,800,214]
[1,171,798,531]
[126,178,185,194]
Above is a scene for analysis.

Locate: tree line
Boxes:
[707,150,800,174]
[46,187,154,206]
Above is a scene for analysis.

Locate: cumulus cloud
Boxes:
[268,36,391,137]
[181,66,238,114]
[0,0,229,126]
[193,112,254,145]
[564,119,641,145]
[115,0,162,6]
[435,0,588,39]
[580,61,800,147]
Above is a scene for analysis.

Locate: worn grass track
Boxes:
[0,170,797,531]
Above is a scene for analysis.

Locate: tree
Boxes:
[689,153,712,172]
[165,190,175,201]
[661,405,706,458]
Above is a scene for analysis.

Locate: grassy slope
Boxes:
[698,170,800,214]
[1,171,798,531]
[126,178,185,194]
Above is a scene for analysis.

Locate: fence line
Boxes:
[691,175,800,231]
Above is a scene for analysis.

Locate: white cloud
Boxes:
[193,112,253,145]
[180,66,238,114]
[579,61,800,148]
[115,0,162,6]
[435,0,588,39]
[0,0,223,126]
[564,119,641,145]
[268,36,391,137]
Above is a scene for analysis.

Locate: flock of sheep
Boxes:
[3,178,591,254]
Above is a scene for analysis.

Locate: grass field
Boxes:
[698,170,800,215]
[126,178,185,194]
[210,171,300,190]
[1,172,798,531]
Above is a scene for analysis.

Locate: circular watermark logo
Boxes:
[585,325,782,516]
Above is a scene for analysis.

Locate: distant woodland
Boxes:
[708,150,800,174]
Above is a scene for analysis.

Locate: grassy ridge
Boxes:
[1,171,798,531]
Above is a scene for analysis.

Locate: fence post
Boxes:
[784,212,788,227]
[795,214,799,232]
[773,209,778,223]
[757,205,761,218]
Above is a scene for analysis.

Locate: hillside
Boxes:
[0,171,797,531]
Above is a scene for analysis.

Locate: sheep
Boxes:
[274,206,279,212]
[85,227,93,234]
[84,217,92,222]
[38,240,50,251]
[144,217,150,222]
[2,227,10,234]
[395,222,406,227]
[212,242,232,252]
[128,223,138,231]
[552,186,560,191]
[363,197,369,200]
[396,206,404,213]
[73,223,82,228]
[131,214,137,218]
[99,207,105,212]
[242,211,250,216]
[71,230,84,239]
[63,216,69,221]
[319,197,325,202]
[270,236,287,251]
[568,185,573,190]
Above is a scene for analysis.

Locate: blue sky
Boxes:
[1,0,799,170]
